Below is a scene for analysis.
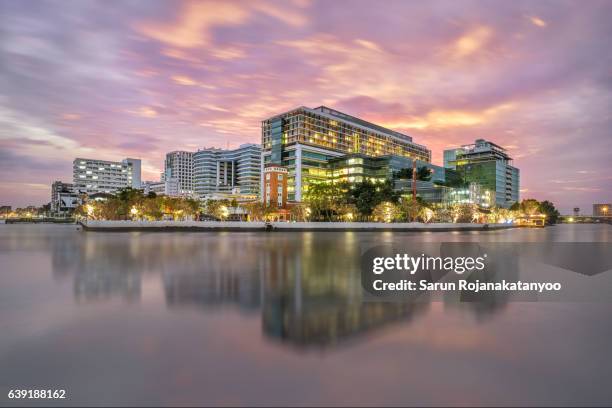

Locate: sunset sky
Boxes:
[1,0,610,212]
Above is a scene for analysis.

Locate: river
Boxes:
[0,224,611,406]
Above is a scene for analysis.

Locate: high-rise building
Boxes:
[164,151,194,196]
[193,144,261,197]
[73,157,141,195]
[443,139,519,208]
[262,106,431,201]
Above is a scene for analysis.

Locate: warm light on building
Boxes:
[262,106,431,201]
[263,166,289,209]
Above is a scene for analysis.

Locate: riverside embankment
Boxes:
[78,220,516,232]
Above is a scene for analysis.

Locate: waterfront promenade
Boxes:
[78,220,515,232]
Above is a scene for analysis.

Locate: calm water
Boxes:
[0,224,611,406]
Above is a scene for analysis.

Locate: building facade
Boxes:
[414,183,492,208]
[443,139,519,208]
[262,106,431,201]
[73,157,141,195]
[263,166,288,208]
[593,203,611,217]
[193,143,261,197]
[327,154,445,185]
[164,151,194,196]
[51,181,79,215]
[142,181,166,196]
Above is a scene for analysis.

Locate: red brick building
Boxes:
[263,166,288,209]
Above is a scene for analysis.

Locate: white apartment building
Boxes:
[142,181,166,195]
[73,157,141,195]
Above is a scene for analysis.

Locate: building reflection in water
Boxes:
[51,231,519,348]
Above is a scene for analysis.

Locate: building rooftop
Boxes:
[312,106,412,142]
[446,139,513,162]
[263,106,431,149]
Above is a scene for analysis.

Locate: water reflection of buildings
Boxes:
[52,233,141,301]
[439,242,521,321]
[161,233,431,348]
[51,231,518,348]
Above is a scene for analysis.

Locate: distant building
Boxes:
[263,166,288,208]
[124,158,141,189]
[262,106,431,201]
[0,206,11,217]
[443,139,519,208]
[164,151,194,196]
[593,203,611,217]
[193,143,261,197]
[142,181,166,196]
[73,157,141,195]
[51,181,80,216]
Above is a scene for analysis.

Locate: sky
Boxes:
[0,0,610,213]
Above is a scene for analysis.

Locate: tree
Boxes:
[336,203,358,221]
[303,181,348,221]
[490,207,514,223]
[520,199,540,216]
[451,203,476,223]
[241,201,265,221]
[116,187,144,203]
[348,181,379,220]
[434,206,453,223]
[372,202,401,222]
[146,191,157,199]
[204,199,229,220]
[539,200,560,224]
[345,180,399,220]
[289,202,309,222]
[398,196,424,222]
[141,197,163,220]
[181,198,200,220]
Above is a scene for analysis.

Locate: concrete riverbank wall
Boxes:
[79,220,516,232]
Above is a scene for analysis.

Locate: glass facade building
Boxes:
[443,139,519,208]
[327,154,445,185]
[193,144,261,197]
[262,106,431,201]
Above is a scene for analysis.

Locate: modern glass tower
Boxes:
[262,106,431,201]
[193,143,261,196]
[443,139,519,208]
